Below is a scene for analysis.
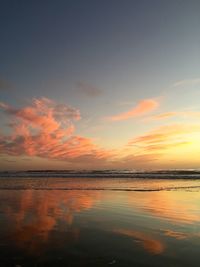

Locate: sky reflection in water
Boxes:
[0,179,200,266]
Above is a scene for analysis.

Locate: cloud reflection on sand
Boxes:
[113,228,165,254]
[0,186,200,263]
[0,190,102,255]
[128,191,200,224]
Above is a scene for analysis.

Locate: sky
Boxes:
[0,0,200,170]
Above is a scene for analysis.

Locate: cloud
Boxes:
[128,124,200,152]
[119,153,161,166]
[107,99,159,121]
[149,112,179,120]
[141,141,190,152]
[1,97,160,168]
[148,111,200,121]
[0,98,112,165]
[1,98,200,169]
[77,82,102,97]
[173,78,200,88]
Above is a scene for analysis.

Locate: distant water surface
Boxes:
[0,175,200,266]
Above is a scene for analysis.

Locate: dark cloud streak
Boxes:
[77,82,102,97]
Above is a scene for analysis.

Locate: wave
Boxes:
[0,176,200,191]
[1,170,200,179]
[0,186,199,191]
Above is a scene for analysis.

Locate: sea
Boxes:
[0,170,200,266]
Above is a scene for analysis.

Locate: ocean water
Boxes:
[0,173,200,266]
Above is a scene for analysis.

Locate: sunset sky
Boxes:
[0,0,200,170]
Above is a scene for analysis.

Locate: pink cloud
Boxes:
[107,99,159,121]
[0,98,112,164]
[1,98,199,169]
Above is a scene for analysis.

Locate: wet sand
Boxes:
[0,177,200,266]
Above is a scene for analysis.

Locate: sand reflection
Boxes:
[114,228,165,254]
[128,191,200,224]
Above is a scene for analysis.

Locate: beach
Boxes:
[0,174,200,266]
[1,1,200,266]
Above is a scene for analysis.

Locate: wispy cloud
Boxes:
[173,78,200,88]
[149,112,178,120]
[148,111,200,121]
[77,82,102,97]
[128,124,200,152]
[107,99,159,121]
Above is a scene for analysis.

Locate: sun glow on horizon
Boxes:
[1,94,200,170]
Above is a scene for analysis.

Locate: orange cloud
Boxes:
[107,99,159,121]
